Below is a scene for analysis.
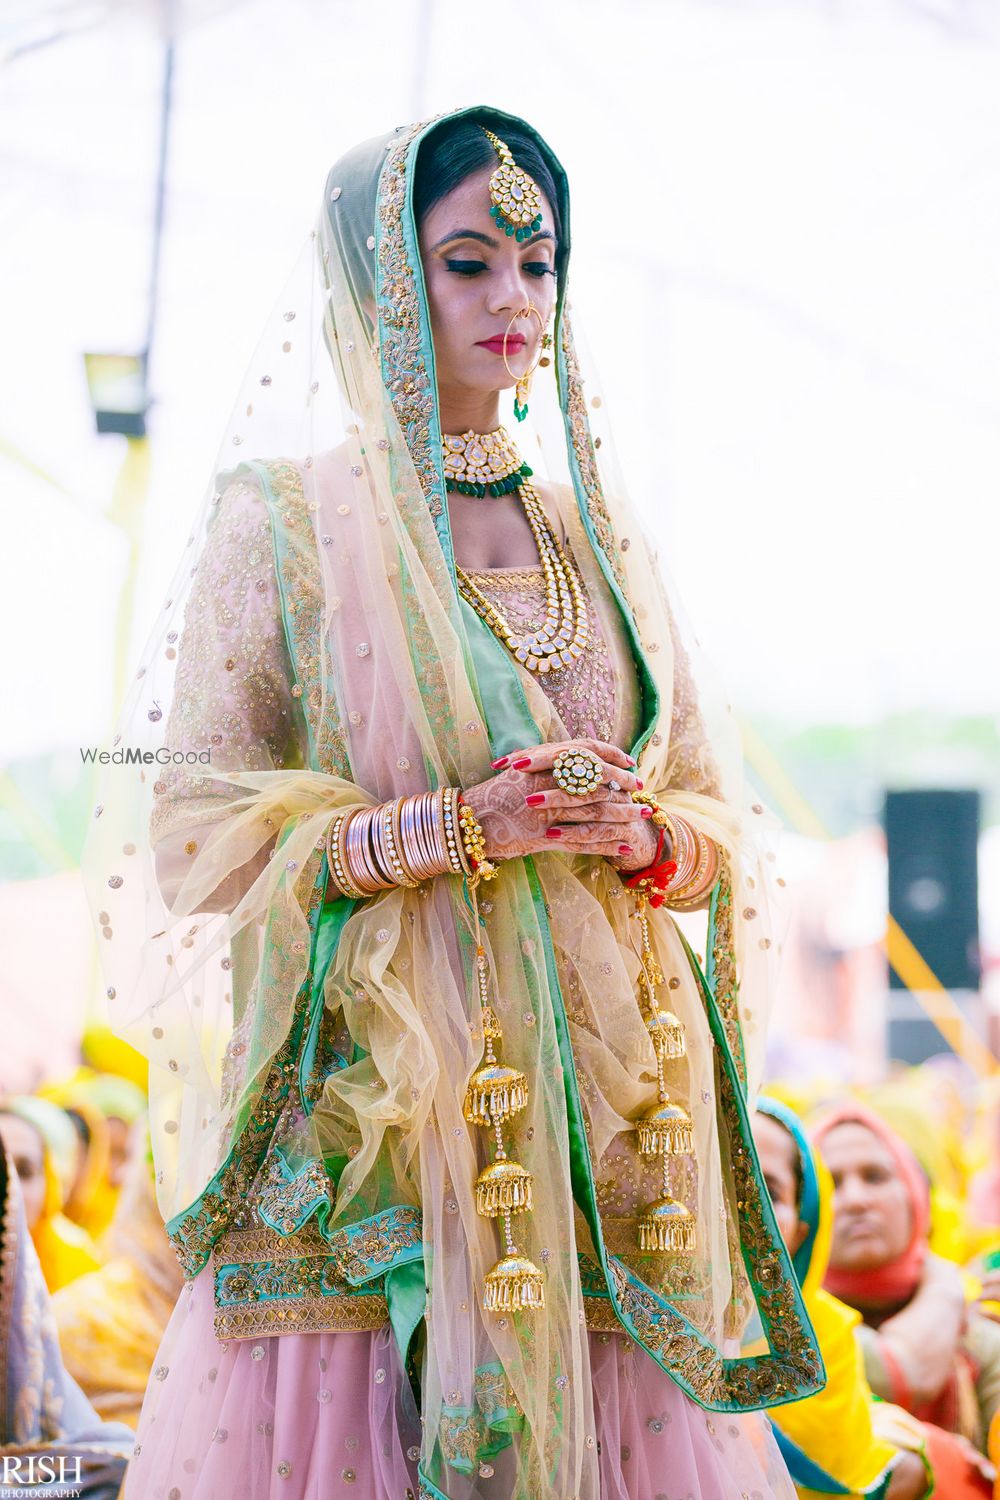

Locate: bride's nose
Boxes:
[486,260,534,318]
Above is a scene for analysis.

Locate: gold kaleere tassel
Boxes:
[646,1007,685,1060]
[464,889,544,1312]
[475,1158,534,1216]
[638,1195,697,1254]
[636,1100,694,1156]
[628,880,696,1256]
[463,1062,528,1126]
[484,1252,546,1312]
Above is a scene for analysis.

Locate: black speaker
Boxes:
[885,789,980,993]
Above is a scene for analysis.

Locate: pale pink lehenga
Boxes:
[125,561,794,1500]
[128,1270,792,1500]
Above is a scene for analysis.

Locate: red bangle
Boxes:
[623,826,678,908]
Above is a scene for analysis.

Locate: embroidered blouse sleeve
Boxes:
[149,477,305,913]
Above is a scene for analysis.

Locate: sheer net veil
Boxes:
[81,106,811,1498]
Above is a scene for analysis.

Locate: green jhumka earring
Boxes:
[481,127,544,241]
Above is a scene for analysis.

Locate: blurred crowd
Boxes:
[0,1028,179,1497]
[752,1058,1000,1497]
[4,1035,1000,1498]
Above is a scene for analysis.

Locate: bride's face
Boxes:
[418,164,558,405]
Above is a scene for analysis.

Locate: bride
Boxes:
[83,105,820,1499]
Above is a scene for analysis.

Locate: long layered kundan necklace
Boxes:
[444,427,590,674]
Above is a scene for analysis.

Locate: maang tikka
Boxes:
[481,127,544,242]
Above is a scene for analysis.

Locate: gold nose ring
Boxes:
[501,304,545,385]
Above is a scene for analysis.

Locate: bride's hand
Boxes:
[461,739,662,873]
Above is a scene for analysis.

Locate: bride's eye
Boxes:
[445,260,487,276]
[524,263,556,278]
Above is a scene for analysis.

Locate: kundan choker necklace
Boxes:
[444,427,590,675]
[443,428,533,496]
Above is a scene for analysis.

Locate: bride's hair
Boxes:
[413,109,567,278]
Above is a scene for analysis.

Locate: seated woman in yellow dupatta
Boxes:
[52,1126,184,1429]
[0,1097,101,1293]
[752,1099,931,1499]
[41,1071,147,1245]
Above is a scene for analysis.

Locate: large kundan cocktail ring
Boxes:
[552,747,604,798]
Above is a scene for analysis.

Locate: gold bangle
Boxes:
[346,807,392,894]
[347,808,376,892]
[668,815,699,890]
[402,792,439,881]
[368,805,397,888]
[442,787,468,874]
[390,796,418,885]
[410,792,438,880]
[425,788,449,876]
[380,798,418,888]
[333,792,491,895]
[338,811,370,897]
[418,792,440,877]
[675,826,711,896]
[326,813,366,900]
[663,829,719,908]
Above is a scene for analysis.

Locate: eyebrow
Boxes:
[430,228,556,252]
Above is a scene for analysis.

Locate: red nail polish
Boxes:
[635,779,644,790]
[490,756,509,769]
[640,806,653,818]
[619,844,633,855]
[525,793,545,807]
[626,756,637,766]
[545,827,562,839]
[512,757,531,770]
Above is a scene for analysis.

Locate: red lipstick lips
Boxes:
[477,334,526,355]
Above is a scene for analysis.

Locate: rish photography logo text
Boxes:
[1,1453,82,1496]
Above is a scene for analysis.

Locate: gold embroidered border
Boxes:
[559,312,631,603]
[258,460,351,778]
[167,852,326,1278]
[710,857,746,1088]
[377,117,449,528]
[593,1065,822,1407]
[214,1294,389,1340]
[462,565,545,592]
[583,1297,622,1333]
[214,1220,328,1264]
[211,1217,389,1340]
